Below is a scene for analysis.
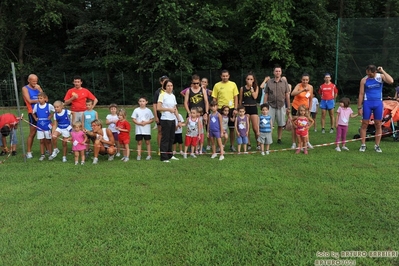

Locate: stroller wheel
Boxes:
[353,134,360,139]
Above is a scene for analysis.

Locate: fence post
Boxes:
[11,62,26,162]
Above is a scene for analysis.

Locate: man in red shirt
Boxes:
[0,113,20,155]
[64,76,98,123]
[318,73,338,133]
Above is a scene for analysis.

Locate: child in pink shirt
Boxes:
[335,98,358,151]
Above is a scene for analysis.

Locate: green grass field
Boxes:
[1,106,399,265]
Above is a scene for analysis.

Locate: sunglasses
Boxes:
[192,82,200,85]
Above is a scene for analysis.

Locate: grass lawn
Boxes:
[1,106,399,265]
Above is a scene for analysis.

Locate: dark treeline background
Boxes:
[1,0,399,105]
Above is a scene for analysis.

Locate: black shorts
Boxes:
[136,134,151,141]
[291,107,298,116]
[28,113,37,126]
[311,112,317,119]
[244,105,258,115]
[173,133,183,144]
[218,108,235,128]
[156,112,162,125]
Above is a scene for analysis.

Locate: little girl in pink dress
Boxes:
[70,121,88,165]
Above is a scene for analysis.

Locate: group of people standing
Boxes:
[155,64,394,160]
[20,74,114,164]
[0,64,393,162]
[260,64,393,153]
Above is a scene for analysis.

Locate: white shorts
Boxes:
[55,126,72,138]
[37,130,51,140]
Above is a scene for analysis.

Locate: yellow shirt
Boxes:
[211,81,239,108]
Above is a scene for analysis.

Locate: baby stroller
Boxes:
[353,100,399,141]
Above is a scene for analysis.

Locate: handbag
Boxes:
[285,116,293,131]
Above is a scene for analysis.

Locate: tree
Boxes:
[0,0,66,85]
[120,0,227,73]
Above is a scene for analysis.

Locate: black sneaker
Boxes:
[277,139,282,144]
[11,151,17,156]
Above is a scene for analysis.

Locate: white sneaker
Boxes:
[171,156,179,160]
[190,153,197,158]
[261,152,265,156]
[359,145,366,152]
[26,152,33,159]
[219,155,225,161]
[307,142,314,149]
[172,151,176,155]
[341,146,349,151]
[81,161,85,165]
[62,156,67,162]
[123,157,130,162]
[314,129,317,132]
[266,150,270,155]
[137,156,141,161]
[291,143,297,149]
[183,153,187,159]
[39,155,45,161]
[329,128,334,133]
[146,156,152,160]
[163,160,170,163]
[206,145,211,150]
[180,151,185,156]
[115,152,121,157]
[75,162,78,165]
[211,153,217,159]
[92,157,98,164]
[48,148,60,160]
[335,146,341,152]
[108,155,115,161]
[374,145,382,153]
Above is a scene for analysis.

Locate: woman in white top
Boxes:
[157,79,182,162]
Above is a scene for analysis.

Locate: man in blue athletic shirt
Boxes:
[357,65,393,152]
